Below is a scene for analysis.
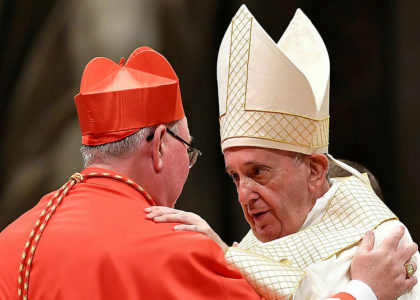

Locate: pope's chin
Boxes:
[252,224,281,243]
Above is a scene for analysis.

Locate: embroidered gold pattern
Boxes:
[225,176,397,299]
[219,6,329,149]
[17,172,155,299]
[69,172,83,183]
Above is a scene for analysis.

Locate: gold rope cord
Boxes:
[17,172,154,300]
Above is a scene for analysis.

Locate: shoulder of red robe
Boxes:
[327,292,356,300]
[74,46,185,146]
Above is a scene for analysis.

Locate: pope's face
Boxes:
[224,147,315,242]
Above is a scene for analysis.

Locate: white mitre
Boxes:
[217,5,330,154]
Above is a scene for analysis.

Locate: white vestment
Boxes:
[225,176,419,300]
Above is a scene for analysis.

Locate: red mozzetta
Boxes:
[0,168,260,299]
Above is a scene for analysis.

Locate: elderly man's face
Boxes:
[224,147,316,242]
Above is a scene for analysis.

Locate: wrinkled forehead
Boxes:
[224,146,298,170]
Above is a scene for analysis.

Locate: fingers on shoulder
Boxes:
[381,225,405,249]
[145,206,178,217]
[174,224,201,233]
[402,275,417,294]
[358,230,375,252]
[397,242,419,262]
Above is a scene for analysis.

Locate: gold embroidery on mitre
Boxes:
[225,176,397,299]
[219,6,329,151]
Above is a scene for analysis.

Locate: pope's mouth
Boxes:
[252,210,269,222]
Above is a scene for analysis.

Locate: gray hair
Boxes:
[292,153,305,166]
[80,120,180,167]
[293,153,331,180]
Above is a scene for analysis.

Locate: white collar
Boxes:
[300,178,340,230]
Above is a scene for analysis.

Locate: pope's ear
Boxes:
[150,125,166,172]
[307,154,329,192]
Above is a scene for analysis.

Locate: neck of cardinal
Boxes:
[88,155,154,191]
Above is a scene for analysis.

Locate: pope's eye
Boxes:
[230,172,239,182]
[249,166,271,185]
[252,166,265,176]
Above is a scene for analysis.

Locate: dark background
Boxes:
[1,0,419,244]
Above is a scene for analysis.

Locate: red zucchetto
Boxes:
[74,46,185,145]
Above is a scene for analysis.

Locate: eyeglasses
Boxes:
[146,127,202,168]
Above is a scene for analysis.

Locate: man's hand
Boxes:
[351,226,418,300]
[145,206,229,253]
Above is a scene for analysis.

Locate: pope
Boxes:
[146,5,419,300]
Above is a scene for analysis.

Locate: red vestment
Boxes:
[0,167,260,299]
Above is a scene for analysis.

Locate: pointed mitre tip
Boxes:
[237,4,252,16]
[292,8,311,23]
[295,8,304,15]
[230,4,253,22]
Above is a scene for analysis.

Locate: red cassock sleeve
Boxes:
[330,292,356,300]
